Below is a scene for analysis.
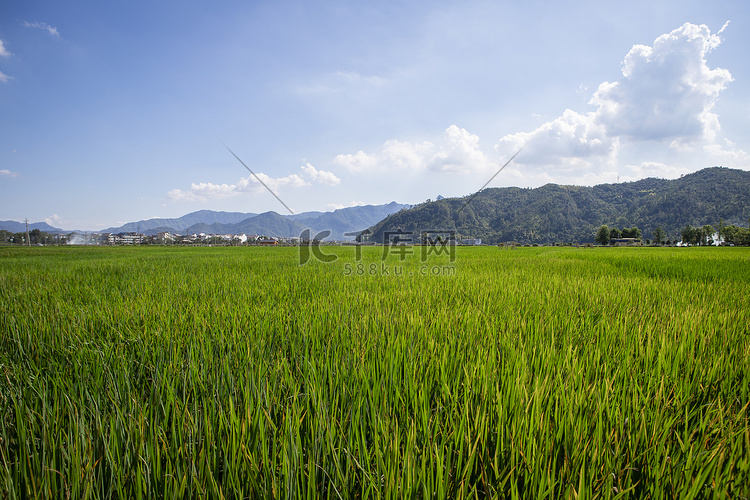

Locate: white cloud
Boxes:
[238,172,308,192]
[497,109,616,167]
[295,70,389,95]
[497,22,736,170]
[381,139,434,170]
[592,22,732,143]
[624,161,684,181]
[335,139,434,172]
[427,125,493,173]
[22,21,60,38]
[300,162,341,185]
[335,71,388,87]
[380,139,434,170]
[703,139,750,164]
[327,22,743,196]
[335,125,491,174]
[167,182,239,202]
[327,200,366,210]
[0,39,11,83]
[44,214,64,226]
[0,39,10,58]
[165,188,198,202]
[167,163,339,202]
[0,169,19,177]
[334,150,379,172]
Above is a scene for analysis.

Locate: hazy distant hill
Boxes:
[0,221,66,233]
[294,202,408,239]
[102,210,257,234]
[182,202,409,239]
[1,203,409,239]
[99,202,409,239]
[186,211,309,237]
[369,167,750,244]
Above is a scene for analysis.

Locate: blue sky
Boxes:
[1,0,748,230]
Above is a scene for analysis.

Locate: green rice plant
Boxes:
[0,245,748,498]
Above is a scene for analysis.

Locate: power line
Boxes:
[457,147,524,214]
[224,144,295,215]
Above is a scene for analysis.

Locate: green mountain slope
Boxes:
[369,167,750,244]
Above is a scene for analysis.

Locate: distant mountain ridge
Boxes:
[101,209,258,234]
[0,221,66,234]
[369,167,750,244]
[8,167,749,243]
[178,202,409,240]
[1,202,410,240]
[185,211,308,238]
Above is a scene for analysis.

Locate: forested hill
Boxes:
[369,167,750,244]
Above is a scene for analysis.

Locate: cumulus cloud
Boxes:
[0,169,19,177]
[335,125,492,174]
[22,21,60,38]
[380,139,435,170]
[592,22,732,143]
[427,125,494,173]
[497,22,735,169]
[335,139,434,172]
[241,172,308,192]
[167,182,239,202]
[327,200,366,210]
[300,162,341,185]
[0,39,11,83]
[624,161,684,181]
[167,163,339,202]
[703,139,750,163]
[334,150,379,172]
[497,110,616,167]
[44,214,64,226]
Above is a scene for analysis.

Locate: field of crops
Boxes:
[1,245,749,498]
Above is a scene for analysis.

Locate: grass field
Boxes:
[1,245,749,498]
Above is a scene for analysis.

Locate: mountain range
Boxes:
[105,202,409,240]
[1,202,410,241]
[0,221,66,234]
[368,167,750,244]
[5,167,749,244]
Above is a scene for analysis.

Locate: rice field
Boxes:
[1,245,749,498]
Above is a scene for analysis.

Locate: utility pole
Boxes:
[25,219,31,246]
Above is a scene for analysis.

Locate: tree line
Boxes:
[0,229,64,246]
[595,219,750,246]
[4,222,750,247]
[679,220,750,246]
[595,226,643,245]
